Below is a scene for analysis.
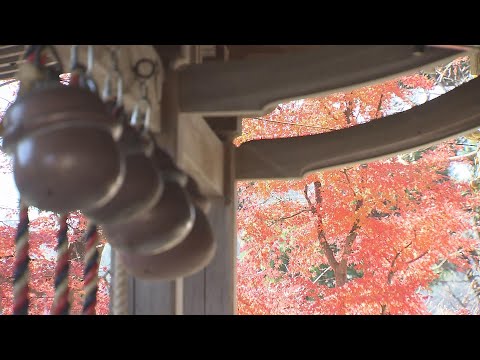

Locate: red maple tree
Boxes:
[235,58,480,314]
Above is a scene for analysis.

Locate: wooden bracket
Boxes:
[236,76,480,180]
[177,45,467,117]
[51,45,225,198]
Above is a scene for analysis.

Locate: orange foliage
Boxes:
[0,204,110,315]
[236,73,480,314]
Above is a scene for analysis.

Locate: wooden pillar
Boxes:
[183,142,236,315]
[127,141,236,315]
[126,45,237,315]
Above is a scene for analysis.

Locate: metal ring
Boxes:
[132,58,156,79]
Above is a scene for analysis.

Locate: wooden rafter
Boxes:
[177,45,467,117]
[236,76,480,180]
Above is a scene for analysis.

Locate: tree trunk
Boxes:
[311,181,350,288]
[335,266,347,287]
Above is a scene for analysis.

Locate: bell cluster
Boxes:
[2,45,216,280]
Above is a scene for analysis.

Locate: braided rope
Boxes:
[51,214,70,315]
[82,223,99,315]
[13,201,29,315]
[112,250,129,315]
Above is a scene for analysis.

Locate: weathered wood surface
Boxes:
[127,46,235,315]
[129,142,236,315]
[184,142,236,314]
[131,279,174,315]
[236,76,480,180]
[178,45,467,117]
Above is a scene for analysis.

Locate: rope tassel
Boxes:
[82,223,99,315]
[13,201,30,315]
[51,214,70,315]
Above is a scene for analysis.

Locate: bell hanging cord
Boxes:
[112,250,129,315]
[51,214,70,315]
[103,48,124,117]
[69,45,97,93]
[13,199,30,315]
[130,81,152,132]
[130,57,158,132]
[82,222,99,315]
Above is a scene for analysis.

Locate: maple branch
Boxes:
[449,150,477,161]
[0,79,17,88]
[387,251,402,284]
[432,250,465,271]
[406,250,429,264]
[267,208,311,227]
[341,223,360,265]
[445,283,468,309]
[312,181,339,269]
[0,206,18,210]
[374,94,384,119]
[339,169,363,264]
[320,240,340,272]
[343,97,355,125]
[303,184,315,213]
[0,97,14,106]
[380,304,388,315]
[251,117,336,131]
[455,142,476,146]
[341,168,357,197]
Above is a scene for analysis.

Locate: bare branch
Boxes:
[374,94,384,119]
[387,251,402,284]
[312,181,339,269]
[449,150,477,161]
[0,79,17,88]
[251,117,336,131]
[445,283,468,308]
[303,184,315,213]
[267,208,312,227]
[406,250,429,264]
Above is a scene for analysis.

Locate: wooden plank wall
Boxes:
[183,142,236,315]
[126,45,236,315]
[127,141,236,315]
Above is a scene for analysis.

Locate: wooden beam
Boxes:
[236,76,480,180]
[128,141,237,315]
[54,45,164,132]
[184,141,237,314]
[127,46,233,315]
[158,67,225,197]
[177,45,467,117]
[50,45,225,198]
[205,117,242,140]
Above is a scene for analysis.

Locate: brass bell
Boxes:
[84,56,164,224]
[103,147,196,255]
[84,125,164,224]
[118,205,216,280]
[2,45,124,213]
